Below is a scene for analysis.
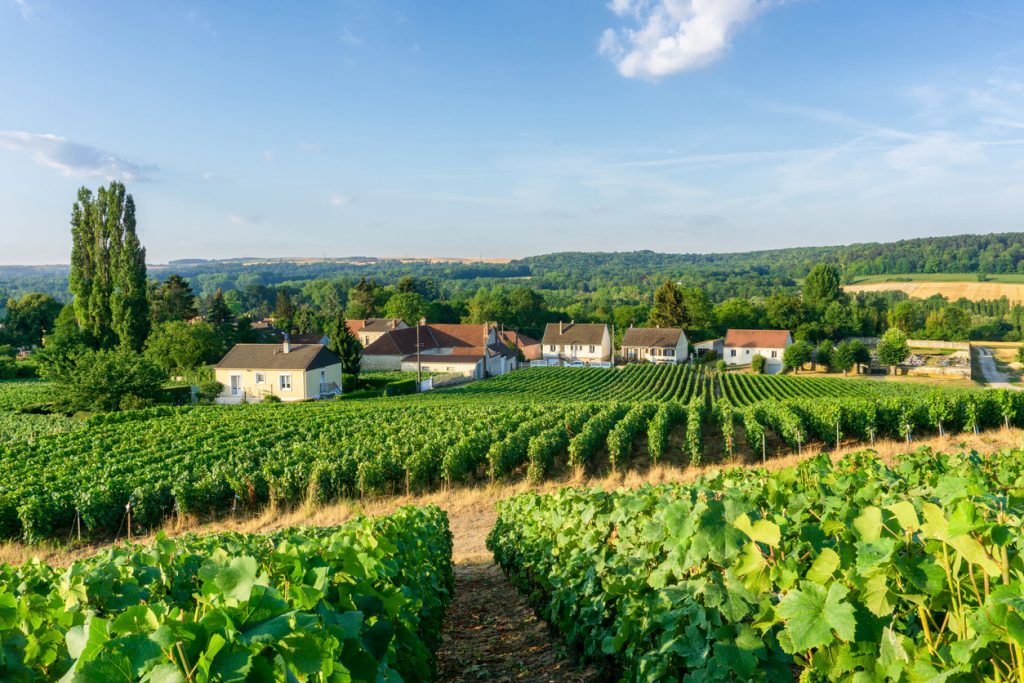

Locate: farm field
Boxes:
[848,272,1024,284]
[489,447,1024,680]
[0,366,1019,544]
[844,279,1024,304]
[0,504,454,681]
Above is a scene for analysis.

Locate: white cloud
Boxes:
[263,149,274,162]
[13,0,33,20]
[0,130,157,181]
[227,212,262,225]
[885,134,984,172]
[329,193,350,207]
[600,0,782,79]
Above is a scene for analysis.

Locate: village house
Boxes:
[694,337,724,359]
[620,327,688,364]
[346,318,408,347]
[362,323,517,378]
[723,329,792,374]
[497,329,543,362]
[541,322,612,365]
[213,338,343,403]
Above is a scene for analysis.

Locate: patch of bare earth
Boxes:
[435,562,601,682]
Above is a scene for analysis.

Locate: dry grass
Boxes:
[844,281,1024,304]
[2,428,1022,568]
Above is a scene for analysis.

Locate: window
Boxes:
[730,349,737,357]
[255,372,266,384]
[771,350,777,358]
[664,349,674,357]
[745,349,750,355]
[279,374,292,391]
[549,345,556,352]
[589,345,595,353]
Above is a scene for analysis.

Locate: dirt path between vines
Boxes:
[435,560,601,682]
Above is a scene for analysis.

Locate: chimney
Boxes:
[559,321,563,335]
[283,333,291,354]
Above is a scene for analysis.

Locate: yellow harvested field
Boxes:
[844,281,1024,304]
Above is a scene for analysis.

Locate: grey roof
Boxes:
[215,343,341,371]
[542,323,608,346]
[621,327,685,348]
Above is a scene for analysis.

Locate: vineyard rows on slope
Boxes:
[0,505,453,681]
[489,448,1024,680]
[0,367,1018,543]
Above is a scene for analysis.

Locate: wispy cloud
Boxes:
[340,25,361,46]
[0,130,157,181]
[262,149,274,162]
[227,212,262,225]
[329,193,350,207]
[13,0,33,20]
[600,0,785,79]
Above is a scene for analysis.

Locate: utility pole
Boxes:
[416,323,422,385]
[611,323,616,368]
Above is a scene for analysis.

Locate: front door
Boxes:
[320,369,327,393]
[230,374,242,396]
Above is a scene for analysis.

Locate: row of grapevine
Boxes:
[0,505,453,681]
[488,449,1024,680]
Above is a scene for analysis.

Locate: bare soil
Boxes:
[436,561,600,682]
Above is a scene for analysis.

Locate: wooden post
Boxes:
[761,434,766,464]
[75,508,81,542]
[126,501,132,542]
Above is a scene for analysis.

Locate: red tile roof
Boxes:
[724,329,791,349]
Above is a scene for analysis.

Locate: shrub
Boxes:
[751,354,766,374]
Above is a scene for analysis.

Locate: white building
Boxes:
[214,340,343,403]
[620,327,688,364]
[541,322,611,365]
[723,329,792,374]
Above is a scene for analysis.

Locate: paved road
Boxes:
[975,346,1021,390]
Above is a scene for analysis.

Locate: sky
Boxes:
[2,0,1024,264]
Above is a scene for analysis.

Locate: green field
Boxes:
[490,448,1024,680]
[0,367,1020,543]
[0,505,453,681]
[848,272,1024,284]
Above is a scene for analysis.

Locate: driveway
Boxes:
[975,346,1021,390]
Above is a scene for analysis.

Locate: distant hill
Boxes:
[4,232,1024,304]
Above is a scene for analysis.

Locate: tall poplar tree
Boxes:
[68,182,150,350]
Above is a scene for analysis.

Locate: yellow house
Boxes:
[213,340,343,403]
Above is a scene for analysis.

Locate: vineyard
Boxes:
[489,448,1024,680]
[0,367,1020,543]
[0,505,453,681]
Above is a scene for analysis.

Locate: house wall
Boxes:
[622,334,688,364]
[362,354,403,371]
[541,328,612,364]
[304,363,344,396]
[215,366,310,402]
[400,358,482,378]
[724,346,786,373]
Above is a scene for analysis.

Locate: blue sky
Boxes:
[2,0,1024,264]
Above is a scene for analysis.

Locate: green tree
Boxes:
[887,300,921,335]
[41,345,164,412]
[206,288,233,325]
[3,293,62,347]
[649,279,687,329]
[765,292,805,331]
[150,275,198,323]
[832,341,856,376]
[782,340,813,373]
[1017,345,1024,365]
[383,291,427,326]
[346,277,381,319]
[274,290,297,331]
[802,263,842,310]
[145,321,223,376]
[877,327,910,374]
[327,314,362,378]
[814,340,833,371]
[751,353,766,374]
[714,298,760,333]
[69,182,150,349]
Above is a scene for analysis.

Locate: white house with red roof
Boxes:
[723,329,792,374]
